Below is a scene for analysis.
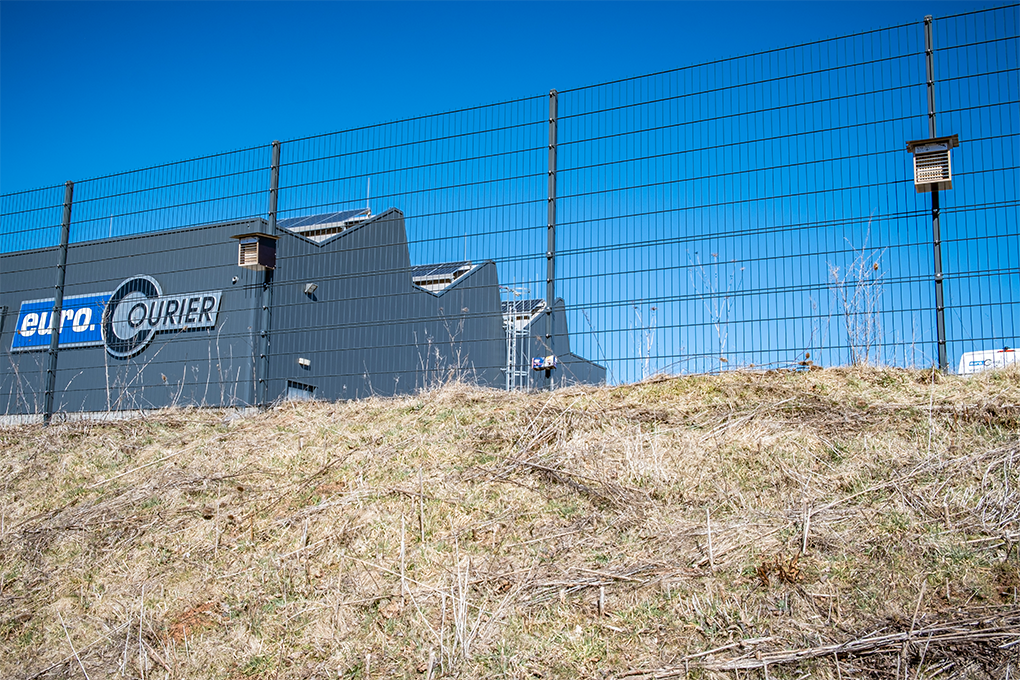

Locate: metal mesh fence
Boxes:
[1,6,1017,416]
[556,7,1018,381]
[278,98,550,319]
[70,146,273,244]
[1,184,68,254]
[269,98,550,395]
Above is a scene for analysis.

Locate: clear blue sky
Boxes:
[0,0,994,194]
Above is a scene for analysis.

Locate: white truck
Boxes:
[957,347,1017,375]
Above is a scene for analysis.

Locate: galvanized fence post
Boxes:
[925,15,949,372]
[257,141,281,405]
[546,90,558,390]
[43,180,74,425]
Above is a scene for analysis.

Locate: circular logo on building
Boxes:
[101,276,163,358]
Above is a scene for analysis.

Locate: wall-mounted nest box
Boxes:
[906,134,960,193]
[232,232,279,270]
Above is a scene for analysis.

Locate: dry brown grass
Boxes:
[1,366,1018,679]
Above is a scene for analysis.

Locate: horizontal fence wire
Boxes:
[0,5,1017,416]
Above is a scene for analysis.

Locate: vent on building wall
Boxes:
[286,380,316,401]
[906,135,960,193]
[231,233,279,270]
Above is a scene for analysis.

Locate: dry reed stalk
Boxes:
[706,508,714,572]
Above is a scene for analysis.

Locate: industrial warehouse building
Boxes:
[0,208,604,417]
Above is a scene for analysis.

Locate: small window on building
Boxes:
[286,380,316,401]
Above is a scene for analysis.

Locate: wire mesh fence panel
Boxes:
[269,97,549,394]
[278,99,548,273]
[70,145,273,243]
[0,184,68,254]
[931,5,1020,371]
[555,19,946,382]
[0,184,69,415]
[1,7,1018,417]
[1,149,275,414]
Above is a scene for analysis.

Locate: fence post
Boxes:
[545,90,558,390]
[257,141,280,405]
[43,180,74,425]
[925,15,949,372]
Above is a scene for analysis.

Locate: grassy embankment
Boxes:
[1,366,1018,679]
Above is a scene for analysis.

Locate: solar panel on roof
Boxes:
[410,262,471,278]
[279,209,368,231]
[502,299,544,315]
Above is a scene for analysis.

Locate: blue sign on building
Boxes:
[11,276,223,357]
[10,293,110,351]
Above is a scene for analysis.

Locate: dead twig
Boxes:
[57,611,91,680]
[697,609,1020,671]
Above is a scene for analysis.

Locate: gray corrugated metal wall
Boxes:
[267,209,509,400]
[1,209,604,416]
